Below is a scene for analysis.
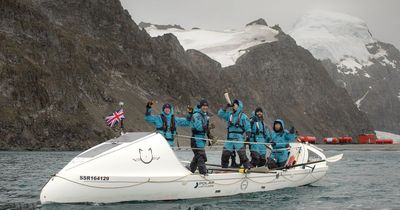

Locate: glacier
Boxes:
[144,24,279,67]
[290,10,397,74]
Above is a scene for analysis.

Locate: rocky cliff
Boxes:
[0,0,212,150]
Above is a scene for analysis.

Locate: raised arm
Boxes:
[217,108,231,122]
[175,116,191,127]
[285,126,297,142]
[285,132,297,142]
[144,107,158,125]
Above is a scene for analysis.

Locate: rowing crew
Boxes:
[144,98,297,175]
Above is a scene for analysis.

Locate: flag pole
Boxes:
[119,101,125,135]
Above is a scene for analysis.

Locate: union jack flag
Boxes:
[105,109,125,127]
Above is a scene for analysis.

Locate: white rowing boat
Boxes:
[40,132,341,204]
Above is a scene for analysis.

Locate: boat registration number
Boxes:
[80,176,110,181]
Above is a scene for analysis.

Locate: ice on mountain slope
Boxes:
[398,90,400,101]
[144,24,279,67]
[368,44,397,68]
[290,10,397,74]
[355,90,370,109]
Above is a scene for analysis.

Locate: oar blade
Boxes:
[326,154,343,162]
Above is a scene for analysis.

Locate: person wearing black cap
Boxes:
[217,99,251,169]
[248,107,271,167]
[144,101,191,147]
[189,99,212,175]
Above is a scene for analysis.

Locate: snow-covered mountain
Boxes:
[290,11,397,73]
[142,21,279,67]
[290,11,400,134]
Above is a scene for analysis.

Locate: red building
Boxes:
[357,134,376,144]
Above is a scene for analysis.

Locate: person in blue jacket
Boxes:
[218,99,251,169]
[249,107,271,167]
[189,99,211,175]
[144,101,191,147]
[268,119,296,168]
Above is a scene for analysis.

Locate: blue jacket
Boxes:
[191,106,209,148]
[217,100,251,151]
[249,112,271,155]
[269,119,296,163]
[144,105,190,146]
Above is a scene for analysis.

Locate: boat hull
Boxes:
[40,166,327,203]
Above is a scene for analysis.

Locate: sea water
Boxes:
[1,145,399,209]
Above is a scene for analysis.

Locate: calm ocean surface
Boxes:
[1,145,399,210]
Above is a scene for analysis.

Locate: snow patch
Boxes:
[145,24,279,67]
[355,90,369,109]
[337,57,363,73]
[366,45,374,49]
[372,45,388,57]
[381,57,396,68]
[364,73,371,78]
[375,131,400,143]
[398,90,400,101]
[371,45,397,68]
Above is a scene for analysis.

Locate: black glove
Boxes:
[187,105,193,114]
[289,126,295,134]
[146,101,154,109]
[223,103,232,111]
[186,105,194,120]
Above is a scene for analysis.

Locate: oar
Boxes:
[283,154,343,168]
[182,154,343,174]
[274,153,343,170]
[184,161,297,174]
[207,167,275,174]
[325,153,343,162]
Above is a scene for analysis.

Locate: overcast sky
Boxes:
[120,0,400,49]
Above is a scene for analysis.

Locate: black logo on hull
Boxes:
[133,148,160,164]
